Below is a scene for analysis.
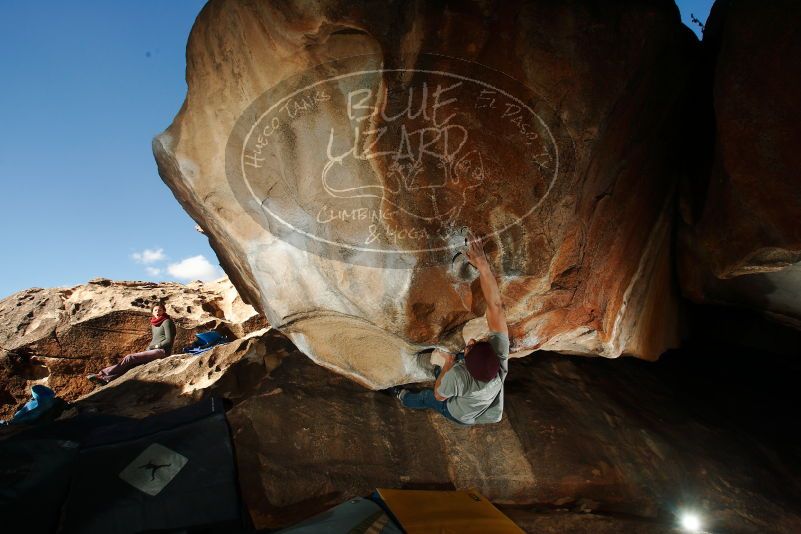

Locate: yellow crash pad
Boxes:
[376,488,524,534]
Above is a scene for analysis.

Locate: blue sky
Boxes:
[676,0,714,38]
[0,0,713,300]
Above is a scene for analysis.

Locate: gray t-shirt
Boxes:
[437,331,510,425]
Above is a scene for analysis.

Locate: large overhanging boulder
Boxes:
[153,0,696,387]
[678,0,801,329]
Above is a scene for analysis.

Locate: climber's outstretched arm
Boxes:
[464,231,508,336]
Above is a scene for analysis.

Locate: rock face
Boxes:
[49,322,801,533]
[678,0,801,327]
[74,326,281,418]
[0,276,266,419]
[228,349,801,533]
[153,0,697,387]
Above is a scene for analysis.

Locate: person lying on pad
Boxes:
[391,231,510,425]
[86,302,176,385]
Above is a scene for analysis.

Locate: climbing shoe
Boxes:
[86,374,107,386]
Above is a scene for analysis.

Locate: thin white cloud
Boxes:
[167,255,222,282]
[145,266,162,276]
[132,248,166,264]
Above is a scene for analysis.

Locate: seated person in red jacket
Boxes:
[87,302,176,385]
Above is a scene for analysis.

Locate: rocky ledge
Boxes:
[0,276,266,420]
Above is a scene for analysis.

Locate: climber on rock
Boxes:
[86,302,176,385]
[392,230,510,425]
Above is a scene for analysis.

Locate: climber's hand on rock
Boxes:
[464,230,489,269]
[431,349,454,367]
